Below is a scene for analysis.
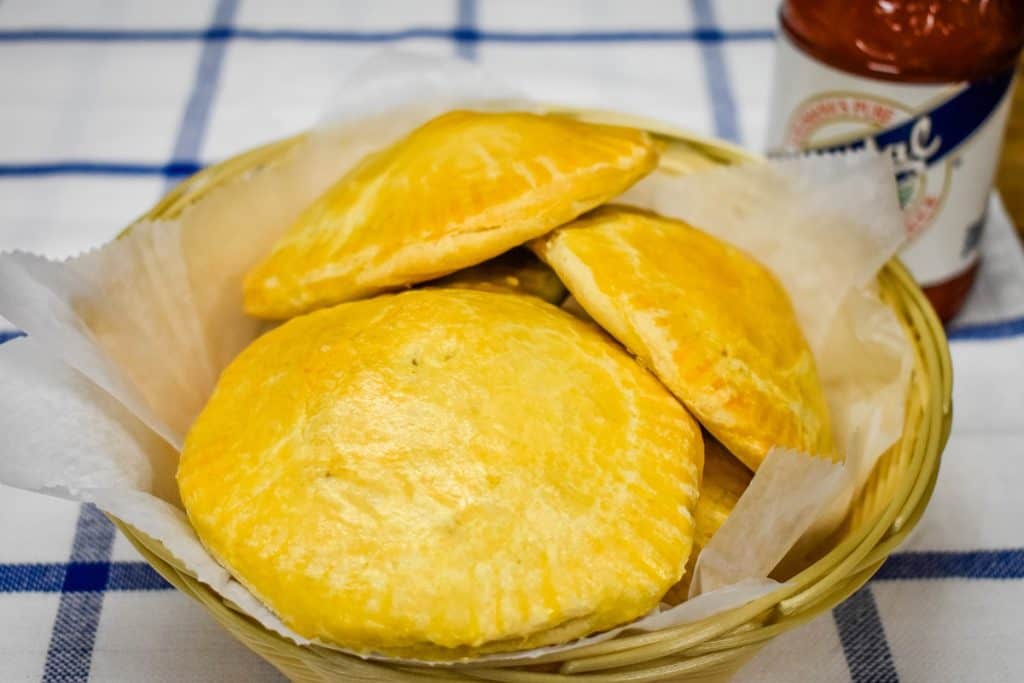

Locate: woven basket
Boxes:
[111,109,952,682]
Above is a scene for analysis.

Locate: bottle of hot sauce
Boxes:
[766,0,1024,322]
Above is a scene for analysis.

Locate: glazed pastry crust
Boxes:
[243,111,658,319]
[664,437,752,604]
[694,438,753,550]
[179,289,702,659]
[533,205,835,470]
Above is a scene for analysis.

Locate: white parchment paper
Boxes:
[0,55,912,663]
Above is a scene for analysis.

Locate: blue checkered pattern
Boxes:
[1,1,1023,680]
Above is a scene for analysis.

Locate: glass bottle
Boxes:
[767,0,1024,322]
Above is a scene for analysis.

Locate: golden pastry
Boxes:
[663,436,752,604]
[428,248,567,304]
[243,111,659,319]
[693,438,752,549]
[532,205,834,470]
[179,288,702,659]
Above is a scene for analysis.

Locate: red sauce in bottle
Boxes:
[768,0,1024,322]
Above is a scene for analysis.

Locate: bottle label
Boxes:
[766,31,1017,286]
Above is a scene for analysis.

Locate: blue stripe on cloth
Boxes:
[0,549,1019,592]
[0,562,172,593]
[0,330,26,344]
[42,503,116,683]
[691,0,742,144]
[0,563,67,592]
[10,550,1017,594]
[948,314,1024,341]
[454,0,478,60]
[36,2,239,678]
[0,27,775,44]
[833,586,900,683]
[107,561,174,591]
[874,549,1024,580]
[43,593,107,681]
[0,161,202,178]
[61,562,111,593]
[166,0,239,188]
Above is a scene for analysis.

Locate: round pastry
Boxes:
[693,438,753,550]
[532,204,835,471]
[243,111,659,319]
[664,436,752,604]
[178,288,703,659]
[428,247,567,304]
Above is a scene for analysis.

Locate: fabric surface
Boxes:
[1,1,1022,681]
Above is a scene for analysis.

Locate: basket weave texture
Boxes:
[112,113,952,682]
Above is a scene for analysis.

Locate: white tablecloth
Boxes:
[2,1,1023,681]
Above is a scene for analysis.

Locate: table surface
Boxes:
[2,2,1024,682]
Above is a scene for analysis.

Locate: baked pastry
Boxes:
[428,248,567,304]
[532,205,834,470]
[663,436,752,604]
[693,438,752,550]
[179,288,703,658]
[243,111,658,319]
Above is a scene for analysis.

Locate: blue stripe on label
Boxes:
[874,549,1024,580]
[811,67,1016,177]
[833,586,900,683]
[0,27,775,44]
[0,161,201,178]
[42,504,116,683]
[691,0,742,144]
[454,0,478,60]
[947,315,1024,341]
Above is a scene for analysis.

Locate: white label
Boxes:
[766,31,1017,286]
